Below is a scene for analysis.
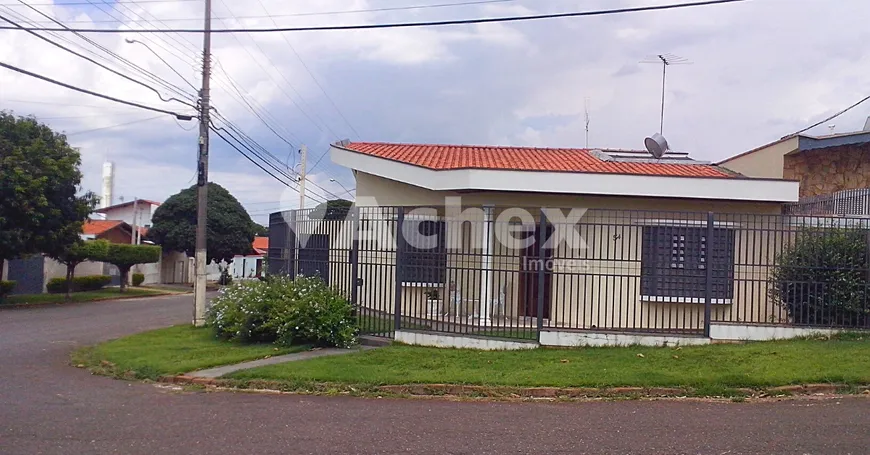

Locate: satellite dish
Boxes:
[644,133,670,159]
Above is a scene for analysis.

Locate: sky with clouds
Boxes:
[1,0,869,225]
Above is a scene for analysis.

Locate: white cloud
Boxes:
[2,0,870,220]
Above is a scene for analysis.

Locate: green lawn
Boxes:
[227,335,870,394]
[2,287,175,306]
[72,325,308,380]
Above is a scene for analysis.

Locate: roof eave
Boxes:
[331,146,799,203]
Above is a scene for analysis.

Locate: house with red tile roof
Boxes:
[281,140,805,341]
[81,220,134,244]
[232,237,269,280]
[330,141,798,207]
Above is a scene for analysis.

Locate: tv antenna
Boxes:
[640,53,692,134]
[584,97,590,148]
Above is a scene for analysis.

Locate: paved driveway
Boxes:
[1,295,868,454]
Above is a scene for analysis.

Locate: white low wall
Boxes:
[540,330,711,347]
[710,323,841,341]
[395,330,539,351]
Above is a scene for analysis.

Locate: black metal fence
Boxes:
[268,206,870,341]
[784,188,870,216]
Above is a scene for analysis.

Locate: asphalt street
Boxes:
[1,294,868,454]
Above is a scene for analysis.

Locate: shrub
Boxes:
[206,275,357,348]
[131,273,145,287]
[0,280,16,300]
[769,227,870,327]
[47,275,112,294]
[273,276,357,348]
[207,280,283,344]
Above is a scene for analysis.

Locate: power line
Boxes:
[6,0,521,24]
[64,115,164,135]
[786,94,870,138]
[0,97,149,109]
[0,12,195,107]
[211,125,328,204]
[0,1,754,33]
[214,0,339,139]
[0,61,195,119]
[254,0,361,140]
[12,1,196,102]
[211,111,341,201]
[1,0,200,4]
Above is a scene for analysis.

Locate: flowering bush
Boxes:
[206,275,357,348]
[273,276,357,348]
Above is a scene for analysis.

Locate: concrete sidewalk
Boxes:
[188,346,378,379]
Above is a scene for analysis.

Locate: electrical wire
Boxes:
[0,61,195,119]
[786,94,870,138]
[0,12,195,107]
[211,125,328,204]
[1,0,200,4]
[253,0,361,140]
[64,115,164,135]
[0,1,754,33]
[9,0,522,24]
[13,1,196,102]
[214,0,338,139]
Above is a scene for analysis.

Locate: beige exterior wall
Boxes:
[717,137,798,179]
[345,172,790,331]
[355,171,785,214]
[784,144,870,197]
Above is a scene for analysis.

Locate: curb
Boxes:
[0,291,188,310]
[159,375,870,400]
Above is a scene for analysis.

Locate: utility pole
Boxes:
[298,144,307,210]
[130,198,138,245]
[193,0,212,327]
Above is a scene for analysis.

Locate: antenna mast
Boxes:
[641,53,691,134]
[584,97,590,148]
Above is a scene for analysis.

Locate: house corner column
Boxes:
[478,205,495,327]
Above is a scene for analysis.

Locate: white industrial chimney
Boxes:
[101,161,115,209]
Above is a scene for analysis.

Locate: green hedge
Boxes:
[131,273,145,287]
[46,275,112,294]
[0,280,16,299]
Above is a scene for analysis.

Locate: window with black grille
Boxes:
[398,219,447,284]
[640,225,734,300]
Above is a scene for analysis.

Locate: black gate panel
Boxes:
[298,234,329,284]
[8,256,45,294]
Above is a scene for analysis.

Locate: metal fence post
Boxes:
[704,211,714,338]
[394,207,405,332]
[350,206,360,306]
[536,208,548,341]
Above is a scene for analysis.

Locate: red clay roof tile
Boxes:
[82,220,125,236]
[343,142,734,178]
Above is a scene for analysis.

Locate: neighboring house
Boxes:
[82,219,134,243]
[232,237,268,280]
[718,127,870,200]
[267,141,824,346]
[93,199,161,229]
[4,220,135,294]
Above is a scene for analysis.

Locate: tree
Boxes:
[308,199,353,221]
[769,227,870,327]
[252,223,268,237]
[0,112,98,278]
[49,239,110,300]
[147,182,256,264]
[101,244,161,292]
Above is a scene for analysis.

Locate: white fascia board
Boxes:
[331,146,799,203]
